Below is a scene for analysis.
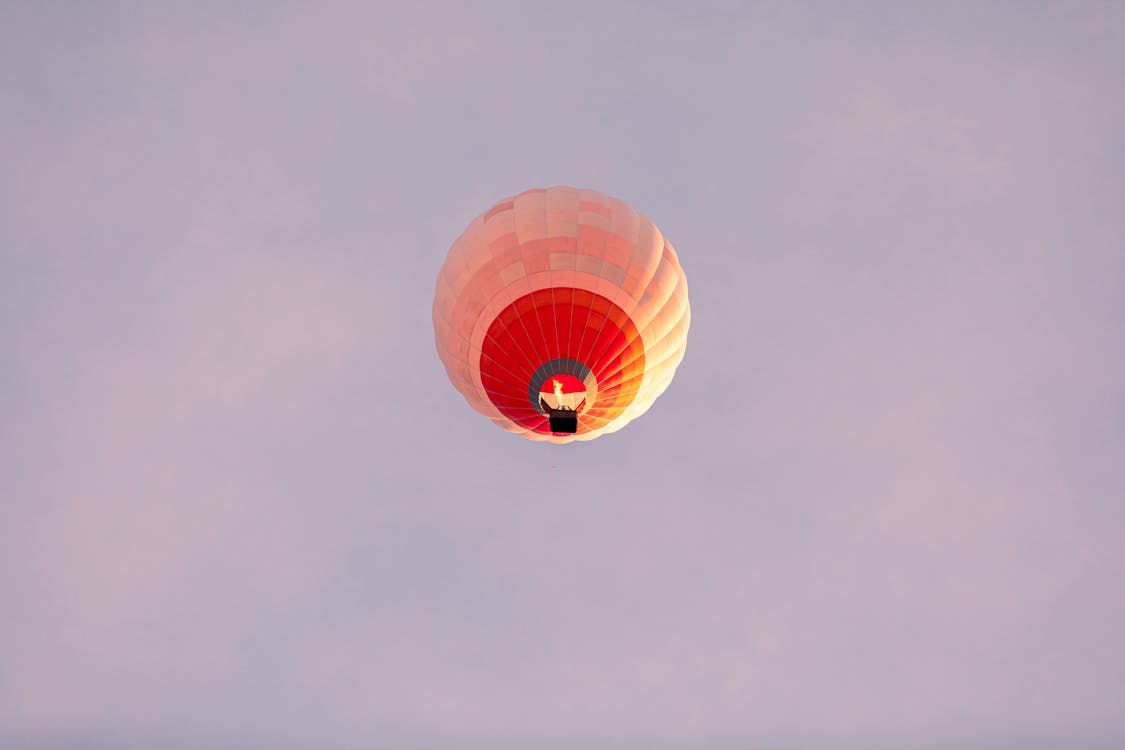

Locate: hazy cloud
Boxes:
[3,3,1124,748]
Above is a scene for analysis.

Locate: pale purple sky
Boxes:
[3,2,1125,748]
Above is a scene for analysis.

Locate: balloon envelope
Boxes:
[433,187,690,443]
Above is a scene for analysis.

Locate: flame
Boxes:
[553,379,564,400]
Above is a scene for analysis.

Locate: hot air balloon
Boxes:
[433,187,690,443]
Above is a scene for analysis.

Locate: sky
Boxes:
[3,2,1125,748]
